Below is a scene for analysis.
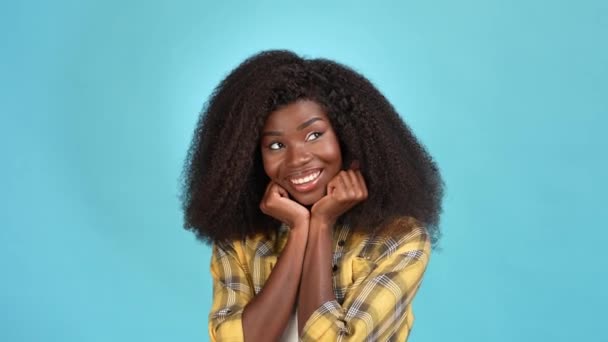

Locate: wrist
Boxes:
[289,217,310,231]
[286,221,309,248]
[310,215,335,232]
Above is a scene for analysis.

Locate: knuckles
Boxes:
[259,200,277,213]
[260,173,368,220]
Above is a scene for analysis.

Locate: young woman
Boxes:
[181,50,444,341]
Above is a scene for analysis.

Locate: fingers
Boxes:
[260,182,283,213]
[312,166,369,222]
[345,170,367,200]
[273,183,289,198]
[329,169,367,202]
[260,182,310,226]
[339,171,352,190]
[263,182,288,198]
[349,160,368,199]
[353,170,368,199]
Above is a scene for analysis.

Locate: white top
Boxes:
[279,307,298,342]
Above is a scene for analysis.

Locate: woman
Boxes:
[181,50,443,341]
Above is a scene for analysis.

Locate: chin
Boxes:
[290,192,324,206]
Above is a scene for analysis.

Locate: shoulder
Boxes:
[356,216,431,263]
[212,230,283,260]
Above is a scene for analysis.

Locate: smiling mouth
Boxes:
[289,169,322,185]
[288,169,322,191]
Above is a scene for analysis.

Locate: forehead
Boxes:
[263,100,329,129]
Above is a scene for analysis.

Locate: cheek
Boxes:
[322,137,342,168]
[261,154,280,179]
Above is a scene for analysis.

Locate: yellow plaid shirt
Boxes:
[209,217,431,341]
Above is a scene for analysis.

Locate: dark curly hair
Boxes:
[181,50,444,246]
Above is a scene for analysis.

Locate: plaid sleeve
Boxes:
[300,227,431,341]
[208,241,252,342]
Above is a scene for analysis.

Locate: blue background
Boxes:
[2,0,606,341]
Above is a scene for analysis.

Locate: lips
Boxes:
[289,169,321,184]
[286,168,323,192]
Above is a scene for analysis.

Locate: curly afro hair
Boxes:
[181,50,444,245]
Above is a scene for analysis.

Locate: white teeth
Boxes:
[290,171,321,185]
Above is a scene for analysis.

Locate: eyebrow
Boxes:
[261,117,323,137]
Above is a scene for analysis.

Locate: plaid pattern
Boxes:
[209,217,431,342]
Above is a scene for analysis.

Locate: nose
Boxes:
[285,143,312,168]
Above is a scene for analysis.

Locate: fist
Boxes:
[311,165,368,225]
[259,182,310,228]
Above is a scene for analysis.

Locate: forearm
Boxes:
[242,225,308,342]
[297,217,335,335]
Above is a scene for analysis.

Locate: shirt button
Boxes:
[332,264,339,272]
[338,240,345,247]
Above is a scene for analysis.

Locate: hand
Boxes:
[311,161,368,225]
[259,182,310,228]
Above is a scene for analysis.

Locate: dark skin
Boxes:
[241,182,310,341]
[241,100,368,341]
[298,165,368,335]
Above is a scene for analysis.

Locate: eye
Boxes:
[306,132,323,142]
[268,142,284,150]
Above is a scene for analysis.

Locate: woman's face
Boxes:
[260,100,342,206]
